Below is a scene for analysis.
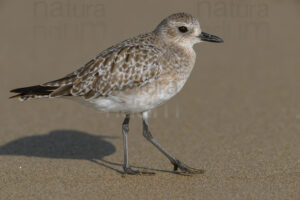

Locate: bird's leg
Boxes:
[142,112,204,174]
[122,114,130,170]
[122,114,154,175]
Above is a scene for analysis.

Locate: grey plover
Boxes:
[10,13,223,175]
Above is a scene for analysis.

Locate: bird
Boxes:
[10,12,223,175]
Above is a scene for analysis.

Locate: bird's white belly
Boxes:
[83,78,187,113]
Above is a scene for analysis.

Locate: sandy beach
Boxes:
[0,0,299,199]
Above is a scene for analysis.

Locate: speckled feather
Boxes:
[42,33,164,100]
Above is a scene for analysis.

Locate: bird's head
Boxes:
[154,13,223,48]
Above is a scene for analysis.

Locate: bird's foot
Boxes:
[122,166,155,176]
[171,160,204,174]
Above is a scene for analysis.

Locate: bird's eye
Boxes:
[178,26,188,33]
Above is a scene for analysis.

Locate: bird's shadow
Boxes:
[0,130,115,160]
[0,130,186,175]
[0,130,124,173]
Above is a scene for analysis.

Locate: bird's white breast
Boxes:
[82,76,187,113]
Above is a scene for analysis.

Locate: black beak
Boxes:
[199,32,224,43]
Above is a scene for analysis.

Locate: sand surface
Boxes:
[0,0,300,199]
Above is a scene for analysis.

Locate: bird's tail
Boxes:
[10,85,59,101]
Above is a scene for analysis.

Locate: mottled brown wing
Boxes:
[43,44,164,99]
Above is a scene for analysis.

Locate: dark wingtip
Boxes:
[9,87,28,99]
[10,88,21,93]
[9,85,58,100]
[9,88,23,99]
